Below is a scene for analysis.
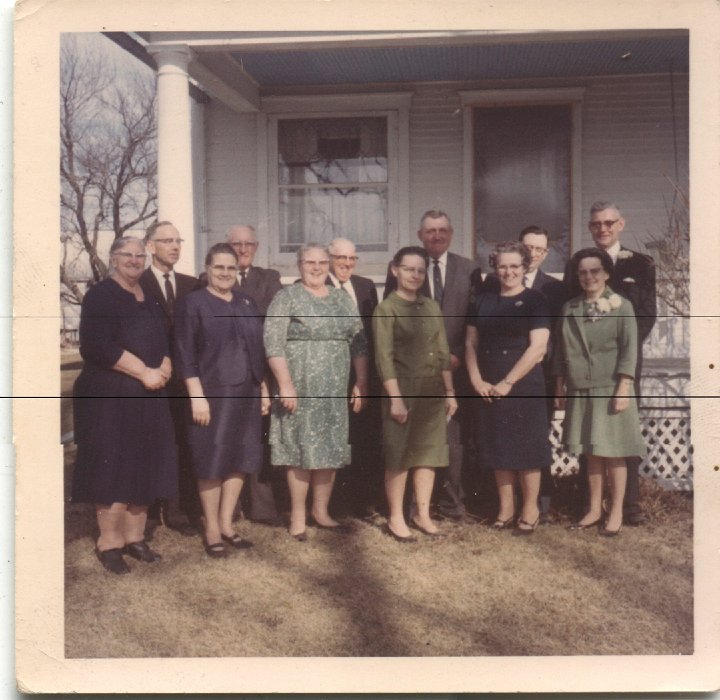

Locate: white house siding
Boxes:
[204,101,260,259]
[407,87,466,249]
[580,73,689,251]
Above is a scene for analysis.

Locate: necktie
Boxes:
[432,258,444,305]
[339,280,350,294]
[239,269,247,287]
[163,273,175,314]
[524,274,530,287]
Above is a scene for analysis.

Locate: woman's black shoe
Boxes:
[124,541,162,562]
[221,533,254,549]
[204,541,228,558]
[95,547,131,575]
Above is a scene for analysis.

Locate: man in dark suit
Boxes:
[385,210,480,520]
[140,220,201,537]
[564,201,657,525]
[325,237,381,517]
[518,226,565,522]
[226,224,284,526]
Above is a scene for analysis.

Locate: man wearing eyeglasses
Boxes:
[564,201,657,526]
[226,224,283,316]
[140,220,201,537]
[326,237,381,517]
[385,210,480,521]
[225,224,284,526]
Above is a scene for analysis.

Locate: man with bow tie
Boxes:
[564,201,657,525]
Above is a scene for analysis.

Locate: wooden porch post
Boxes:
[146,43,197,275]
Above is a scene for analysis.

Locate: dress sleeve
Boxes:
[372,301,397,382]
[173,295,200,380]
[78,284,125,369]
[264,288,293,359]
[615,299,638,379]
[528,292,551,332]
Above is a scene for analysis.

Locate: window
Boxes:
[276,116,389,252]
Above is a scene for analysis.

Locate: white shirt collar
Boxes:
[149,264,175,299]
[524,268,538,288]
[606,241,622,263]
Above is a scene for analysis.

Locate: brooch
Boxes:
[514,300,524,307]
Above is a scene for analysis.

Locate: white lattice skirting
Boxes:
[550,409,693,491]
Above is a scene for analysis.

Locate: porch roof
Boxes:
[137,30,688,93]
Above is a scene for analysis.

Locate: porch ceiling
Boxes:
[225,35,689,88]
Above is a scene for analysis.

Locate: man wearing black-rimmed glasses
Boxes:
[564,201,657,525]
[141,220,201,537]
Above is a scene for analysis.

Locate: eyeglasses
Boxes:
[588,219,619,231]
[210,264,238,273]
[330,254,359,262]
[301,259,330,267]
[229,241,258,249]
[397,265,425,275]
[496,264,523,272]
[114,252,147,261]
[578,268,604,277]
[151,238,184,245]
[525,245,547,254]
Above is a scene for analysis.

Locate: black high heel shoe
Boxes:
[512,515,540,536]
[491,515,515,531]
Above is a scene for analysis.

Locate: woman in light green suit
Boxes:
[554,248,646,537]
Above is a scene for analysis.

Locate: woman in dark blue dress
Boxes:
[465,241,552,535]
[174,243,268,558]
[72,236,178,574]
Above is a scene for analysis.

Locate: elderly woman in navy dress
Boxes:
[72,236,177,574]
[174,243,269,558]
[465,241,552,535]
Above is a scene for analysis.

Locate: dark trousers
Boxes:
[240,415,281,521]
[149,393,201,526]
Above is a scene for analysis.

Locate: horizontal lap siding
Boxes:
[204,102,259,251]
[580,74,689,247]
[408,88,465,246]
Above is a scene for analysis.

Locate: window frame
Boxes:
[263,93,411,271]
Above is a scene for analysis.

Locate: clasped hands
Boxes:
[471,378,511,403]
[140,357,172,391]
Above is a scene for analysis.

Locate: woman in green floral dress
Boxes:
[264,244,368,540]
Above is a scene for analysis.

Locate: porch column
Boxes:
[147,44,197,275]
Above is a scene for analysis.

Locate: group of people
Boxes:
[71,201,656,574]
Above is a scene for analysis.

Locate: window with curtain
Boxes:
[277,116,388,252]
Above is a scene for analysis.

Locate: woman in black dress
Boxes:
[72,236,178,574]
[465,241,551,535]
[174,243,269,558]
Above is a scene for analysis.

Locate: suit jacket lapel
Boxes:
[145,269,172,320]
[440,253,457,309]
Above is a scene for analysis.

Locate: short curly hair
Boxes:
[488,241,531,271]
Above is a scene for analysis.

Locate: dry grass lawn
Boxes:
[62,351,693,658]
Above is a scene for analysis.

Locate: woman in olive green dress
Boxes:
[554,247,646,536]
[264,243,368,541]
[373,246,458,542]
